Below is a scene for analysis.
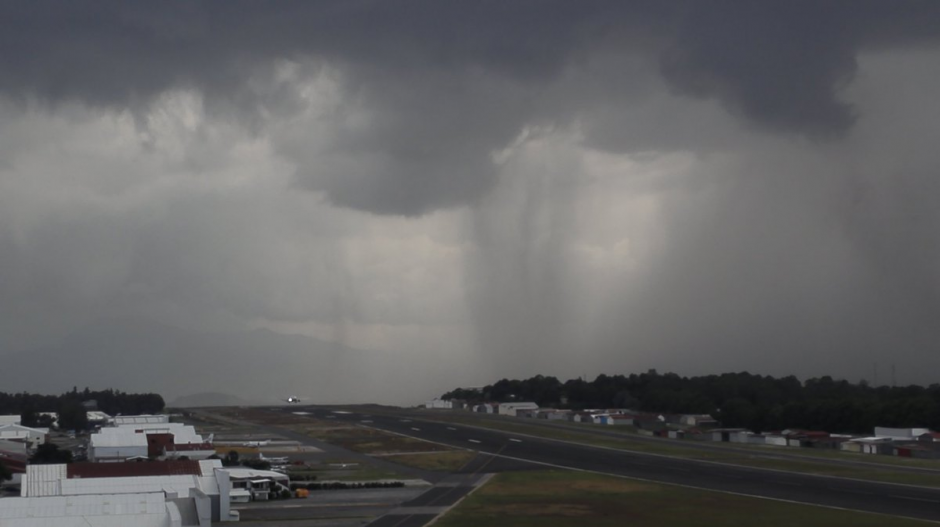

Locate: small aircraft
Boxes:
[259,452,289,465]
[283,396,303,403]
[243,440,270,447]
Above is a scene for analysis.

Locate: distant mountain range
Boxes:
[0,318,457,406]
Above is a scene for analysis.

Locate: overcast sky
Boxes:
[3,1,940,398]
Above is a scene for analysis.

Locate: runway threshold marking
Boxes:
[411,427,421,431]
[468,439,481,444]
[509,438,523,443]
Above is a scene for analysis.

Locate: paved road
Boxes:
[236,487,426,525]
[282,406,940,523]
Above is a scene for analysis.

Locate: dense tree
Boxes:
[241,458,271,470]
[223,450,240,467]
[30,444,73,465]
[441,371,940,433]
[58,400,89,431]
[0,389,165,428]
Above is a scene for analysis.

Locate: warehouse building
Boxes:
[90,423,208,462]
[19,459,239,523]
[0,492,203,527]
[0,423,49,449]
[89,428,148,461]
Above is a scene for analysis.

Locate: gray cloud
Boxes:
[1,3,940,402]
[3,1,939,214]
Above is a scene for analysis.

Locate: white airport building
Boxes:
[0,423,49,449]
[4,458,294,525]
[497,402,539,416]
[0,492,200,527]
[16,459,237,524]
[90,420,211,462]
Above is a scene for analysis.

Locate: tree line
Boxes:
[0,388,164,431]
[441,371,940,434]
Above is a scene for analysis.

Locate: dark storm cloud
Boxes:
[3,1,940,214]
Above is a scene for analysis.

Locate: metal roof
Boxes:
[198,459,222,476]
[23,465,67,497]
[24,463,222,499]
[0,492,172,527]
[85,411,111,421]
[112,415,169,425]
[60,475,201,497]
[0,424,49,435]
[67,460,202,478]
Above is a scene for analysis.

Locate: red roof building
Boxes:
[66,460,202,479]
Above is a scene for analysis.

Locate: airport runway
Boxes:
[288,406,940,523]
[414,411,940,476]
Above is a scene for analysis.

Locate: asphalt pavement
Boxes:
[286,406,940,524]
[366,473,491,527]
[414,410,940,476]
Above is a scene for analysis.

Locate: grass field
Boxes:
[434,470,933,527]
[375,450,477,472]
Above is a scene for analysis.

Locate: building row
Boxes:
[426,400,719,428]
[0,459,291,525]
